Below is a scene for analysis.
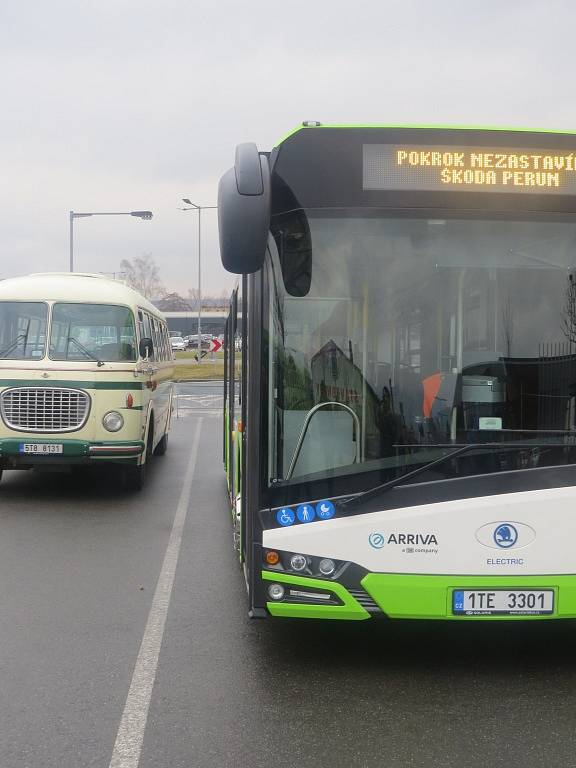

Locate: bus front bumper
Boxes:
[0,438,145,466]
[262,571,576,620]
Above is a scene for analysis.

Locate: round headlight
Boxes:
[289,554,307,572]
[103,411,124,432]
[268,583,285,601]
[318,558,336,577]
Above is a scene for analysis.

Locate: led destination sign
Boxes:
[363,143,576,194]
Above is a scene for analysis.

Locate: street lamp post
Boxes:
[181,200,217,362]
[68,210,153,273]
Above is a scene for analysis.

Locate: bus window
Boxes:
[0,302,48,360]
[50,304,137,362]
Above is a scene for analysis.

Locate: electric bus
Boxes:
[0,273,173,490]
[220,124,576,620]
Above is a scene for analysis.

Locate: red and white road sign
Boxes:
[210,338,222,353]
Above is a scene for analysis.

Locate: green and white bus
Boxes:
[220,124,576,620]
[0,273,173,490]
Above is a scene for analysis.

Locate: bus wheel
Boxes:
[0,469,3,486]
[124,459,146,492]
[124,428,151,491]
[154,432,169,456]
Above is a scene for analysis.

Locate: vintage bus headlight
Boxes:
[103,411,124,432]
[268,583,285,601]
[289,554,308,572]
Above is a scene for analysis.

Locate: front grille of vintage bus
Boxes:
[0,387,91,433]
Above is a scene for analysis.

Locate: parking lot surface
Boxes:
[1,383,576,768]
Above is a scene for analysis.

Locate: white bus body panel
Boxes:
[263,486,576,575]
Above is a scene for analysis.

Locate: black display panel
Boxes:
[271,127,576,214]
[363,143,576,194]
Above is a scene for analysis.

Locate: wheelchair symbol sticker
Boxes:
[276,508,295,527]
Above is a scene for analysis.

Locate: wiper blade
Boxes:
[0,333,27,358]
[341,442,573,509]
[67,337,104,366]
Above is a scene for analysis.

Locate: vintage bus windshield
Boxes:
[49,303,137,362]
[0,302,48,360]
[268,210,576,485]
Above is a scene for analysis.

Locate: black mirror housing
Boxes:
[218,143,271,274]
[139,337,153,358]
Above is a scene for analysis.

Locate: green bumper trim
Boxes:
[262,571,370,620]
[276,123,576,145]
[0,438,144,459]
[362,573,576,620]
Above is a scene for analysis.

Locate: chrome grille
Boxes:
[0,387,91,432]
[348,589,381,613]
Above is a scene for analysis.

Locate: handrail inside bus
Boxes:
[285,401,361,481]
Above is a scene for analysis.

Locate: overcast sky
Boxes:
[1,0,575,296]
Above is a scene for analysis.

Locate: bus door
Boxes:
[224,287,243,557]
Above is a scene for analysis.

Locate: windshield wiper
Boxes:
[66,337,104,366]
[340,442,573,509]
[0,332,28,358]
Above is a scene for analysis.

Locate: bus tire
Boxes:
[124,422,152,491]
[154,432,169,456]
[0,469,3,486]
[124,461,146,492]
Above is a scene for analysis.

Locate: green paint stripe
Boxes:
[0,379,144,390]
[262,571,370,620]
[276,123,576,145]
[362,573,576,621]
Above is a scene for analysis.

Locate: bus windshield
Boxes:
[268,210,576,485]
[49,303,137,362]
[0,302,48,360]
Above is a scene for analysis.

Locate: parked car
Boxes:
[170,336,186,351]
[186,337,211,350]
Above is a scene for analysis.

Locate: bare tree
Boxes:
[120,254,165,299]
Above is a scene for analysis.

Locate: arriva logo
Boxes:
[368,532,438,548]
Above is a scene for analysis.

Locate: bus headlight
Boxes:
[103,411,124,432]
[318,558,336,577]
[268,583,285,601]
[289,554,307,572]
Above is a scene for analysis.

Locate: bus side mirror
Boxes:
[218,143,270,274]
[139,337,153,359]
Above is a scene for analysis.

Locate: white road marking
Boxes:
[108,419,203,768]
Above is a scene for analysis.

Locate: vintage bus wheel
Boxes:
[124,425,152,491]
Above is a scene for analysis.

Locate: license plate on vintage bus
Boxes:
[19,443,64,455]
[452,589,554,616]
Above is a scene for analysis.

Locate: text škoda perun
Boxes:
[396,148,576,188]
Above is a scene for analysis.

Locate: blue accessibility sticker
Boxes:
[276,507,295,527]
[296,503,316,523]
[316,500,335,520]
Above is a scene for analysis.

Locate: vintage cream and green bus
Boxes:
[0,273,174,490]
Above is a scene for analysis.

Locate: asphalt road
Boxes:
[1,381,576,768]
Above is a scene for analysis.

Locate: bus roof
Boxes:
[0,273,162,315]
[276,123,576,146]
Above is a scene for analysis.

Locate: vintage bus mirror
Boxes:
[139,337,153,359]
[218,142,271,274]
